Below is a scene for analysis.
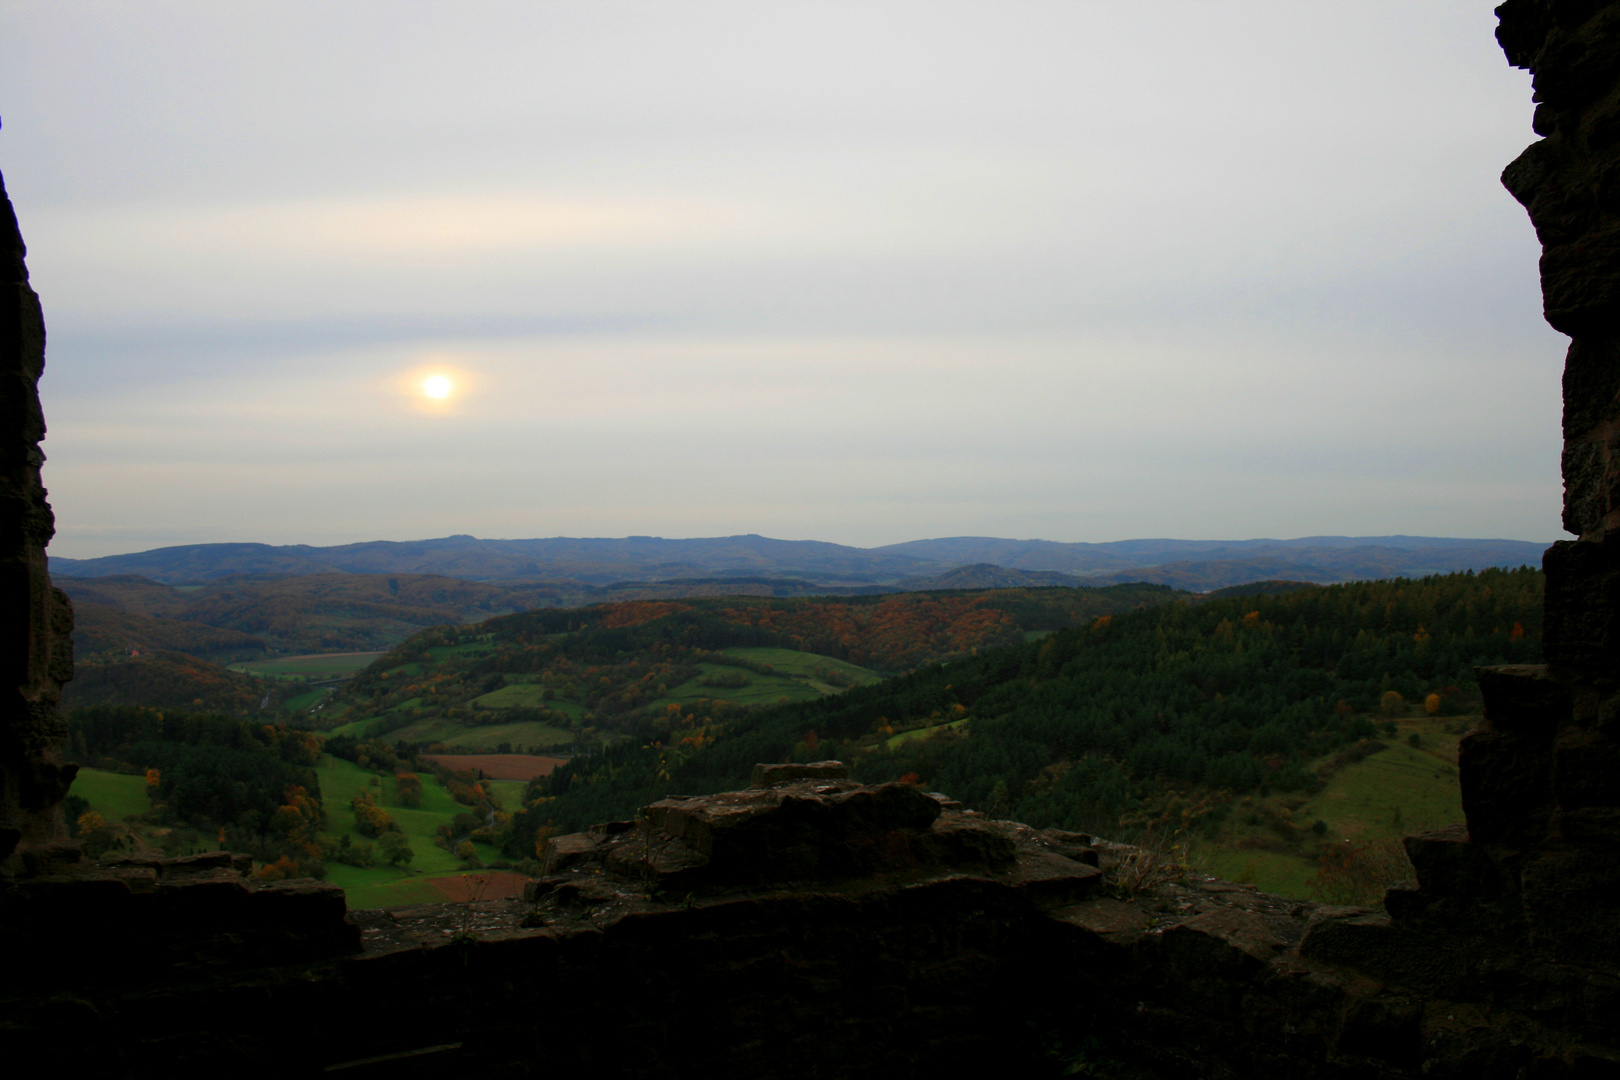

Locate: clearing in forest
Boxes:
[420,754,566,782]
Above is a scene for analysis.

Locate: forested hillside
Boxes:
[58,573,581,659]
[514,568,1543,846]
[61,651,282,714]
[326,584,1179,749]
[67,707,328,874]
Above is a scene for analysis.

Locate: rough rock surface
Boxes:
[1419,0,1620,980]
[7,772,1616,1077]
[0,168,75,874]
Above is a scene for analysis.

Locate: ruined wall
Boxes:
[0,168,74,873]
[1429,0,1620,971]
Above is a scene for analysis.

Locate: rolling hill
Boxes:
[50,533,1549,591]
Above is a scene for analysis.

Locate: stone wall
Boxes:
[1439,0,1620,974]
[4,767,1615,1076]
[0,168,75,874]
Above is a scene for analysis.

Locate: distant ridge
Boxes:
[48,532,1549,592]
[894,563,1090,591]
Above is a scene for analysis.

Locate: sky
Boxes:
[0,1,1564,559]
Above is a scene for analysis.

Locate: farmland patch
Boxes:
[421,754,566,782]
[232,651,387,678]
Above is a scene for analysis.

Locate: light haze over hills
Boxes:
[1,5,1561,558]
[48,533,1549,593]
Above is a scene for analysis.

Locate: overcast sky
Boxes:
[0,2,1561,559]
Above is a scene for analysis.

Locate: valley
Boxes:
[54,557,1541,910]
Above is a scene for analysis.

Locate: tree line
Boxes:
[513,568,1543,845]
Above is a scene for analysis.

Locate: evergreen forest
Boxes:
[511,568,1542,848]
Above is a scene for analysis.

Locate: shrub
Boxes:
[1307,838,1412,905]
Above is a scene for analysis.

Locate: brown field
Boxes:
[426,871,530,903]
[422,753,567,781]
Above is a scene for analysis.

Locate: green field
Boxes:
[69,767,150,822]
[1201,715,1468,899]
[284,686,334,712]
[459,647,879,720]
[469,682,554,709]
[464,681,584,719]
[722,647,881,686]
[368,717,574,751]
[486,779,529,809]
[650,665,806,708]
[1201,844,1320,899]
[638,648,881,712]
[67,757,521,909]
[885,717,970,750]
[232,652,387,678]
[314,755,503,908]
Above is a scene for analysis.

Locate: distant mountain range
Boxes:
[49,533,1550,593]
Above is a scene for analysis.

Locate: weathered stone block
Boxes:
[749,761,849,788]
[915,816,1017,868]
[1403,825,1515,899]
[1477,665,1573,732]
[1521,847,1620,967]
[1335,995,1424,1071]
[541,831,606,874]
[1544,537,1620,669]
[644,780,942,884]
[1160,907,1290,978]
[1554,724,1620,813]
[1463,666,1568,844]
[1460,726,1556,844]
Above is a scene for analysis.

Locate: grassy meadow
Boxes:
[71,757,521,909]
[359,716,573,752]
[69,767,150,822]
[314,755,505,908]
[1199,712,1468,898]
[231,652,387,678]
[885,717,970,750]
[643,648,881,711]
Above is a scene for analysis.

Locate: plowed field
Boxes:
[426,871,530,902]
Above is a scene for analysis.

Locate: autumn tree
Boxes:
[272,785,325,859]
[395,772,422,809]
[75,810,119,857]
[351,790,398,838]
[378,831,414,867]
[1307,838,1413,905]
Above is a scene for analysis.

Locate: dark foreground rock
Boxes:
[3,772,1615,1078]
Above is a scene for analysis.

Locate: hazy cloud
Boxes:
[0,1,1564,557]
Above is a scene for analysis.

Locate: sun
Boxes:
[397,362,472,412]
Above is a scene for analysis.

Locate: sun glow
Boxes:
[397,363,473,412]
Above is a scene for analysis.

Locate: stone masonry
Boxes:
[0,167,76,874]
